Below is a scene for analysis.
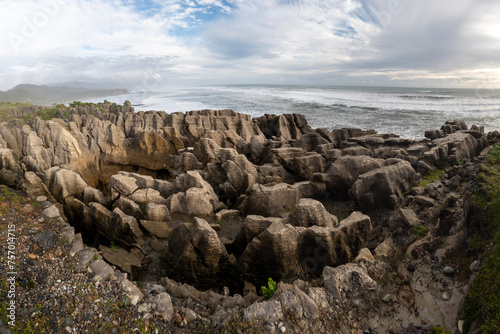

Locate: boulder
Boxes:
[325,155,385,197]
[349,160,418,211]
[323,263,377,301]
[243,300,283,324]
[164,218,230,289]
[46,167,89,201]
[239,183,300,218]
[88,203,144,248]
[239,221,300,285]
[286,198,338,228]
[229,215,279,256]
[0,149,21,186]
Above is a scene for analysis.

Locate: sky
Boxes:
[1,0,500,91]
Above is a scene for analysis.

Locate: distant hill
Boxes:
[0,84,129,105]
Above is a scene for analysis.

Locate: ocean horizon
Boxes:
[83,85,500,139]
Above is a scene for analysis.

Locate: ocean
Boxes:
[83,85,500,139]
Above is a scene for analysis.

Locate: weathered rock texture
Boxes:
[1,102,497,292]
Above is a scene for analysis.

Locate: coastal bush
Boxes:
[36,107,58,121]
[261,277,277,298]
[463,144,500,333]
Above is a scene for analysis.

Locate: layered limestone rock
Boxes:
[3,102,498,298]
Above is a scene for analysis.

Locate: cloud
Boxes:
[0,0,499,90]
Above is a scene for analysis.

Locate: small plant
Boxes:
[261,277,277,299]
[430,326,452,334]
[109,241,119,253]
[412,225,430,237]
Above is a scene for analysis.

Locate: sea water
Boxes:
[83,85,500,139]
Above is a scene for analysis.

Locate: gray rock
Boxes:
[31,230,58,250]
[151,292,173,321]
[89,259,115,281]
[239,183,300,218]
[76,248,97,270]
[42,205,61,219]
[415,195,437,207]
[323,263,377,301]
[469,260,481,272]
[443,266,455,275]
[287,198,338,228]
[350,160,418,211]
[442,291,451,301]
[243,300,283,324]
[119,278,144,306]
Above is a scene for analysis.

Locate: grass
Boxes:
[462,143,500,333]
[419,167,447,188]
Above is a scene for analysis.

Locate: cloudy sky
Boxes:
[1,0,500,90]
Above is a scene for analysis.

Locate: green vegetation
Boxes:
[261,277,277,299]
[462,144,500,333]
[419,167,446,188]
[430,326,452,334]
[0,102,33,122]
[109,241,120,253]
[36,107,59,121]
[412,224,430,237]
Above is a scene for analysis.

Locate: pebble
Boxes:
[65,326,72,333]
[443,266,455,275]
[442,291,451,301]
[382,294,397,303]
[264,323,276,332]
[469,260,481,272]
[280,325,286,333]
[173,313,182,325]
[407,263,416,272]
[28,253,37,260]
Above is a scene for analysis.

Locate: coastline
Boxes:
[1,102,499,333]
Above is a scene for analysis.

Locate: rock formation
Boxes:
[2,102,499,333]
